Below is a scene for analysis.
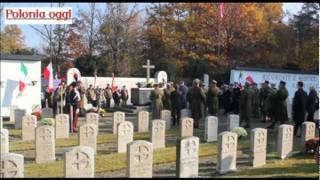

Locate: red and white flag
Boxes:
[219,3,224,21]
[245,75,254,85]
[42,62,54,92]
[111,73,117,92]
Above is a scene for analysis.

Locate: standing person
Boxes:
[179,81,188,109]
[120,85,129,106]
[267,81,289,129]
[259,81,271,123]
[113,88,121,107]
[251,82,260,119]
[239,82,253,128]
[223,84,232,115]
[163,82,175,110]
[207,80,220,116]
[77,81,86,116]
[187,79,206,128]
[264,83,277,123]
[54,80,67,114]
[232,83,241,114]
[292,81,308,136]
[44,86,52,108]
[65,82,80,133]
[306,86,318,121]
[150,84,164,119]
[104,84,113,109]
[86,84,97,107]
[170,83,182,127]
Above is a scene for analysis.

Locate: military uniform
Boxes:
[239,85,253,128]
[150,88,164,119]
[187,86,206,128]
[207,84,220,116]
[268,86,288,129]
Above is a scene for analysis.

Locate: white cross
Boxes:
[134,145,149,163]
[72,151,90,170]
[142,60,155,84]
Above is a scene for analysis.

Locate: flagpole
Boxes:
[218,3,221,64]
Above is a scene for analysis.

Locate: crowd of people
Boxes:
[149,79,319,136]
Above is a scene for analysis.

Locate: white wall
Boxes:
[230,69,319,104]
[1,60,41,117]
[80,77,155,105]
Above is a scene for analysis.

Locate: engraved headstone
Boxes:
[35,125,56,163]
[112,112,125,134]
[117,121,134,153]
[0,153,24,178]
[32,104,41,113]
[138,111,149,132]
[126,140,153,178]
[180,109,191,120]
[277,124,294,159]
[14,109,26,129]
[301,122,315,152]
[9,105,18,122]
[55,114,69,139]
[64,146,94,178]
[216,131,238,174]
[204,116,218,142]
[227,114,239,131]
[250,128,267,167]
[161,110,171,130]
[0,128,9,153]
[41,108,53,118]
[22,115,37,141]
[180,118,193,138]
[151,120,166,149]
[79,124,97,154]
[176,136,199,178]
[86,113,99,134]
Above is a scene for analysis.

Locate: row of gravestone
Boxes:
[1,121,316,178]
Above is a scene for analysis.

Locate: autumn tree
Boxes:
[0,25,26,54]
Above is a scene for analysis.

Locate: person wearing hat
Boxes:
[65,82,80,133]
[251,82,260,118]
[239,82,253,128]
[207,80,220,116]
[292,81,308,136]
[163,82,175,110]
[187,79,206,128]
[306,86,318,121]
[53,79,67,114]
[259,80,272,123]
[179,81,188,109]
[267,81,289,129]
[150,83,164,119]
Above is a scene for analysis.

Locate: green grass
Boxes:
[220,154,318,178]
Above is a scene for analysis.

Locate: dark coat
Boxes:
[273,87,289,123]
[292,88,308,123]
[170,89,182,110]
[307,90,318,114]
[187,86,206,122]
[179,85,188,109]
[207,85,220,116]
[239,86,253,122]
[150,88,164,119]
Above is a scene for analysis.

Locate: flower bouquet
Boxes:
[31,111,42,121]
[231,127,248,139]
[305,136,320,164]
[99,108,106,117]
[38,118,55,126]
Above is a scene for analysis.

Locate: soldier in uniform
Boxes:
[251,82,260,118]
[86,84,97,107]
[239,82,253,128]
[206,80,220,116]
[150,83,164,119]
[77,81,86,116]
[259,80,271,123]
[104,84,113,109]
[267,81,288,129]
[187,79,206,128]
[162,82,175,110]
[292,81,308,136]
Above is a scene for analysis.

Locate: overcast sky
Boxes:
[1,3,304,52]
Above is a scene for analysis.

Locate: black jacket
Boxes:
[292,88,308,122]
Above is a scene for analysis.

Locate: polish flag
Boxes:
[42,62,54,92]
[111,73,117,92]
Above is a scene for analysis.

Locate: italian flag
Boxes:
[42,62,54,92]
[19,63,28,92]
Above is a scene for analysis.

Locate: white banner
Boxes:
[3,7,72,24]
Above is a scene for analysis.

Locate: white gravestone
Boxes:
[112,112,125,134]
[32,104,41,113]
[151,120,166,149]
[67,68,81,85]
[176,136,199,178]
[250,128,267,167]
[9,105,18,122]
[216,131,238,174]
[14,109,26,129]
[138,111,149,132]
[126,140,153,178]
[79,124,97,154]
[41,108,53,118]
[204,116,218,142]
[301,122,315,152]
[64,146,94,178]
[180,118,194,138]
[180,109,191,120]
[86,113,99,134]
[0,153,24,178]
[1,128,9,153]
[55,114,69,139]
[155,71,168,84]
[161,110,171,130]
[227,114,239,131]
[35,125,56,163]
[22,115,37,141]
[277,124,294,159]
[117,121,134,153]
